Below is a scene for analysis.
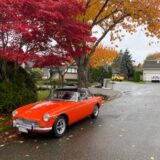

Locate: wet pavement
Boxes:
[1,82,160,160]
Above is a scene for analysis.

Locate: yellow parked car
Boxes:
[112,74,125,81]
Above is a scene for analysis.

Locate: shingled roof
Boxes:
[144,60,160,69]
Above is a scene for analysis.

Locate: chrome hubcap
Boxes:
[56,119,66,135]
[94,106,99,116]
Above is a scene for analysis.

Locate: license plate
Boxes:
[18,127,28,133]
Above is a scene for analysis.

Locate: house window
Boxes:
[67,68,77,73]
[68,68,72,73]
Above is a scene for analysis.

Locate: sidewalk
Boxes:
[89,87,121,100]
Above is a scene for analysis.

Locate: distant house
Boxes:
[143,60,160,82]
[42,65,78,80]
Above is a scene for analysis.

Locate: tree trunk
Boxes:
[0,58,9,83]
[59,74,65,87]
[75,56,90,88]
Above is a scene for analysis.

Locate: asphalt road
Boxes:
[1,82,160,160]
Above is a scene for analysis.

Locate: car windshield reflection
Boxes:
[47,91,78,102]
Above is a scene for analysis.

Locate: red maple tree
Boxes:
[0,0,94,81]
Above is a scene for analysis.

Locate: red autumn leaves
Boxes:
[0,0,95,67]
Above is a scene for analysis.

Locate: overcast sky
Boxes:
[93,26,160,65]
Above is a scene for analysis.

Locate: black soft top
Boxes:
[55,87,88,92]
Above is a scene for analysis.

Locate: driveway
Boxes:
[1,82,160,160]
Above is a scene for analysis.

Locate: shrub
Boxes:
[65,79,78,86]
[0,61,37,113]
[30,68,43,81]
[90,66,112,83]
[133,70,141,82]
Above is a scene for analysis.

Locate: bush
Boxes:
[90,66,112,83]
[30,68,43,81]
[37,90,50,101]
[65,79,78,86]
[0,61,37,113]
[133,70,141,82]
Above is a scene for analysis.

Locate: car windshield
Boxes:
[47,90,78,102]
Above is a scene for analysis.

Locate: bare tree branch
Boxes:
[91,0,110,27]
[86,0,92,9]
[1,31,6,50]
[94,2,123,26]
[89,14,130,59]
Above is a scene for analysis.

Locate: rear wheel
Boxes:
[91,105,99,119]
[52,116,67,138]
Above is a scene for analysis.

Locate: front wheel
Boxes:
[52,116,67,138]
[91,105,99,119]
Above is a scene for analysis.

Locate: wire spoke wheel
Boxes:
[56,119,66,135]
[91,106,99,119]
[53,116,67,138]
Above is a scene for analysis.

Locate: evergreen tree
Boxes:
[112,51,123,74]
[121,49,134,77]
[112,49,134,77]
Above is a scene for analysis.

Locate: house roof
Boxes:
[143,60,160,69]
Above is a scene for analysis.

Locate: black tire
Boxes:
[91,105,99,119]
[20,132,28,137]
[52,116,67,138]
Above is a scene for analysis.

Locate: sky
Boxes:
[93,26,160,65]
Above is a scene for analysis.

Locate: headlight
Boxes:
[12,110,18,117]
[43,114,50,122]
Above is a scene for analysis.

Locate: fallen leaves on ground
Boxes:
[69,135,73,138]
[25,154,30,157]
[0,129,18,145]
[0,114,18,145]
[19,141,24,144]
[66,138,70,141]
[0,144,5,148]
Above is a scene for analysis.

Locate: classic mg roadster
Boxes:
[12,88,102,137]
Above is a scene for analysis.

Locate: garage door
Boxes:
[144,73,160,82]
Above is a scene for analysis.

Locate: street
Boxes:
[1,82,160,160]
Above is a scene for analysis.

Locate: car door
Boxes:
[67,90,96,124]
[76,89,95,119]
[66,99,89,124]
[64,92,90,124]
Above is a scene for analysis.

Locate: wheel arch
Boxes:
[59,113,69,125]
[95,103,100,108]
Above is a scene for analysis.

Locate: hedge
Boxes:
[0,61,37,113]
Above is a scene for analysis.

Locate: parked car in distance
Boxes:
[12,88,102,138]
[112,74,125,81]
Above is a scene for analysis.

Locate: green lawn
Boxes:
[37,90,50,101]
[124,80,145,84]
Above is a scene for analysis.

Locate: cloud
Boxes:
[93,26,160,64]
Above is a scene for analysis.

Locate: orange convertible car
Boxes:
[12,88,102,138]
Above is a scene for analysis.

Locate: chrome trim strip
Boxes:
[33,127,52,131]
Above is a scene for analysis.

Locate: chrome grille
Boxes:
[16,118,38,126]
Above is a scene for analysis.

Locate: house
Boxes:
[42,65,78,80]
[143,60,160,82]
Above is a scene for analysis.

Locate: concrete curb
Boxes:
[89,87,121,101]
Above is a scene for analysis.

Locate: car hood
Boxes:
[16,100,74,120]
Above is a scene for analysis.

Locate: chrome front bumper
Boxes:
[13,119,52,133]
